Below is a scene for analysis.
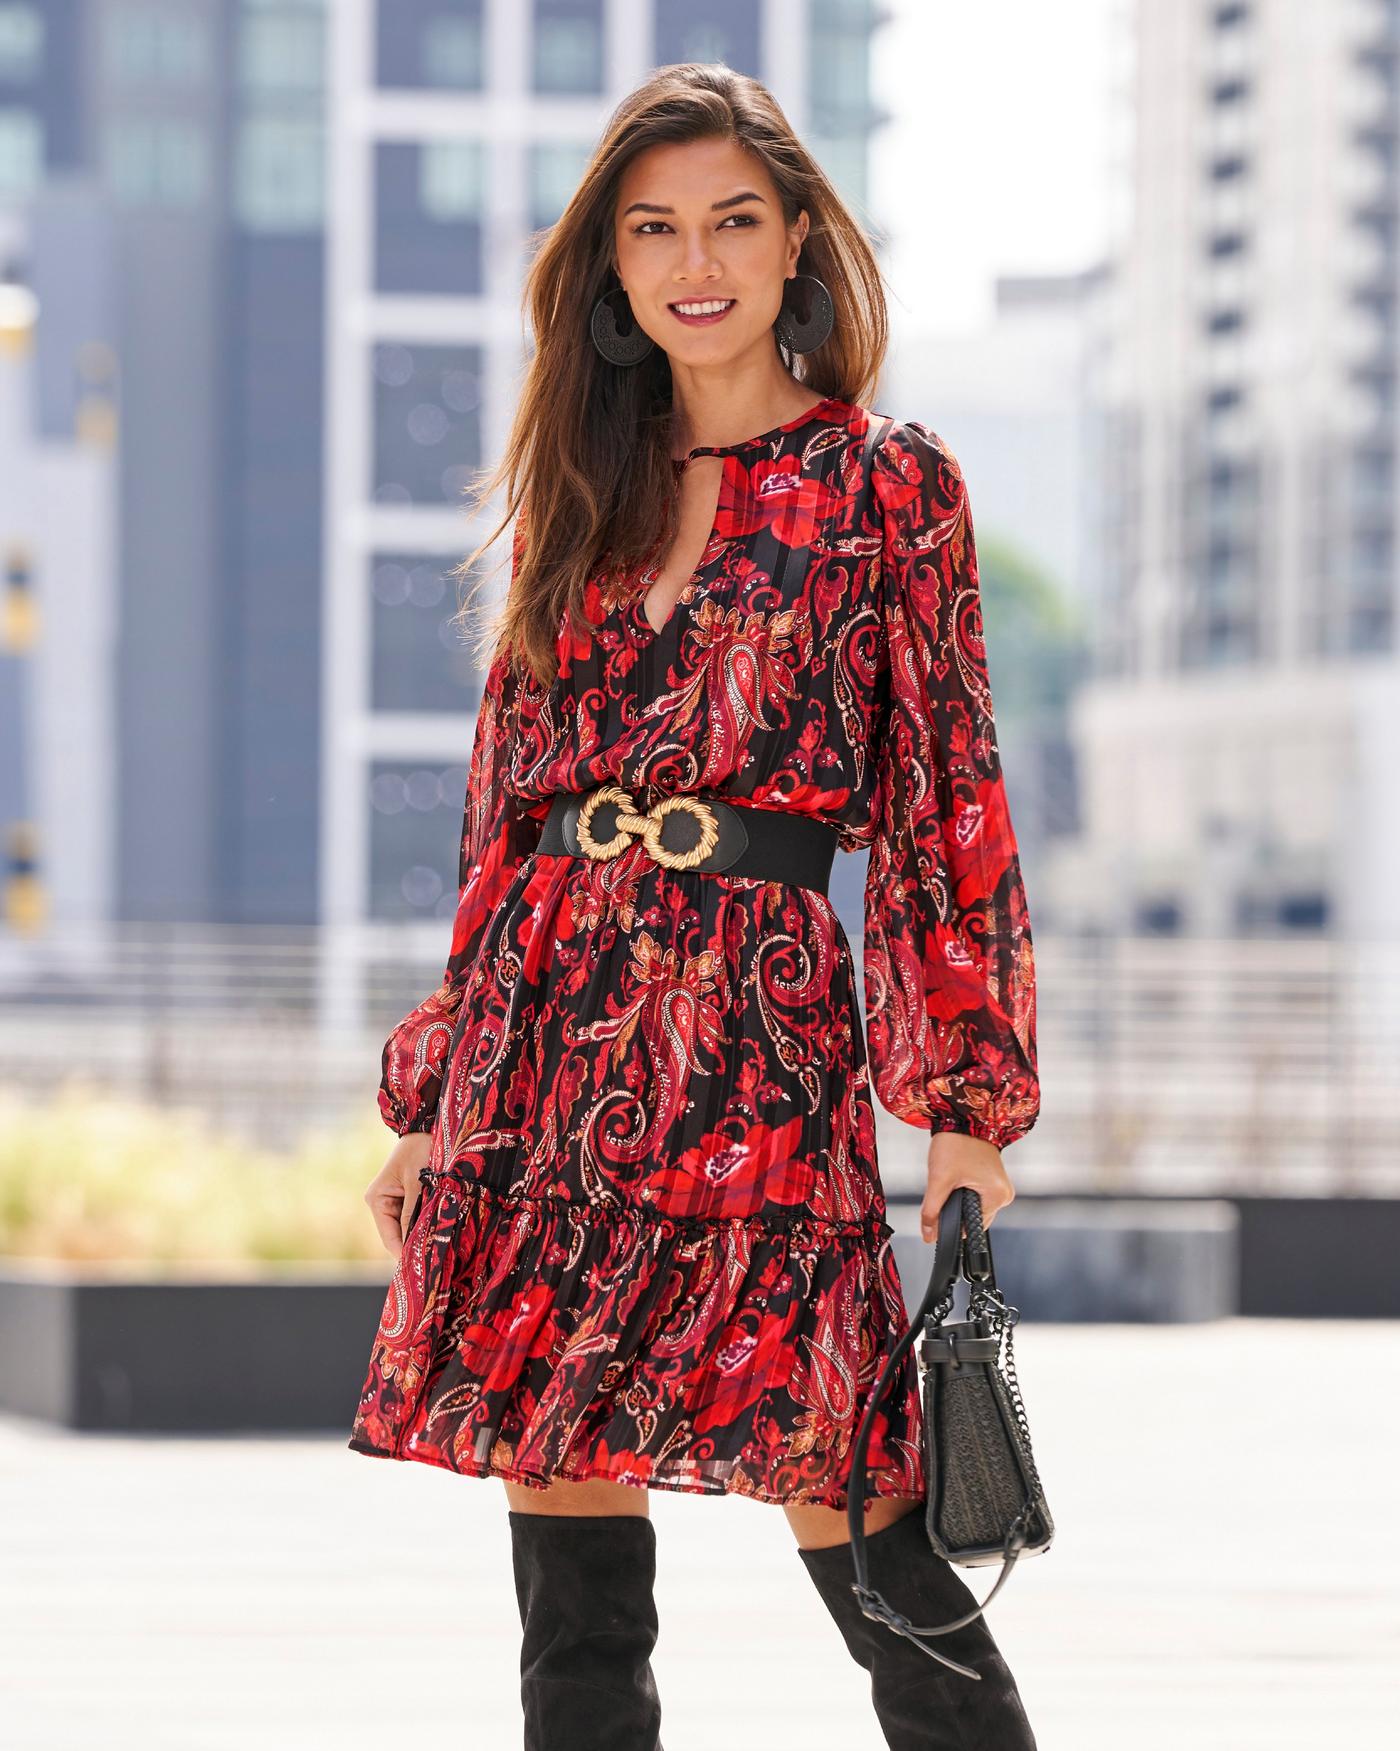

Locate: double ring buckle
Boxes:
[575,784,720,871]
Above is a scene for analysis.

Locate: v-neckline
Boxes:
[635,455,727,639]
[626,391,848,642]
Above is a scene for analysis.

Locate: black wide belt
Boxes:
[538,785,838,896]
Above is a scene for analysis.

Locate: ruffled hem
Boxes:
[347,1169,926,1511]
[345,1436,927,1508]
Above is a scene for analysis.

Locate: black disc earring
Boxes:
[590,286,655,366]
[773,272,834,355]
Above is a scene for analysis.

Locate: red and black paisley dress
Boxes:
[347,393,1040,1507]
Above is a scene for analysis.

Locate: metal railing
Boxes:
[1,922,1396,1192]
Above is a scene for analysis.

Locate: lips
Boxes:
[668,298,736,327]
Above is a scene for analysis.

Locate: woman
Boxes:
[351,62,1039,1751]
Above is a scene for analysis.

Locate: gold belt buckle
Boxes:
[576,784,720,871]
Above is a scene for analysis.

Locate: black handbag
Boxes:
[844,1186,1055,1677]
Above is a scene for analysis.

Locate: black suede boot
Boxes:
[797,1506,1037,1750]
[508,1510,664,1751]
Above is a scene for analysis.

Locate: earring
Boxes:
[590,286,655,366]
[773,272,834,355]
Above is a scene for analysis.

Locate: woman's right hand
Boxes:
[364,1130,435,1256]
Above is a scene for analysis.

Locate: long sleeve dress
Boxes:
[348,393,1040,1508]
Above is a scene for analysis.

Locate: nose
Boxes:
[673,233,722,283]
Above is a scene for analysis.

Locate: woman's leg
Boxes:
[783,1493,921,1548]
[785,1495,1036,1751]
[504,1475,651,1516]
[504,1477,663,1751]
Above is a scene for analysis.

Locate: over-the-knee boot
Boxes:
[797,1506,1036,1750]
[508,1509,664,1751]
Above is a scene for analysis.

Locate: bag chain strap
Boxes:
[844,1190,1043,1676]
[963,1194,1047,1512]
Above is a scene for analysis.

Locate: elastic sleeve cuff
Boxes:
[377,1089,438,1138]
[921,1112,1009,1149]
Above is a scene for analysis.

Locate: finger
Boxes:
[369,1193,404,1256]
[919,1186,959,1241]
[399,1176,423,1245]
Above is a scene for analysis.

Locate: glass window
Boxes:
[1351,443,1394,493]
[1352,360,1397,414]
[1198,606,1257,662]
[528,140,589,230]
[419,138,483,218]
[0,104,41,196]
[239,9,325,95]
[1135,897,1183,936]
[106,116,209,206]
[372,342,483,505]
[368,758,471,922]
[375,140,484,295]
[377,1,485,92]
[809,133,867,211]
[810,0,874,132]
[371,553,490,712]
[1348,603,1392,653]
[422,15,483,87]
[105,7,209,85]
[0,4,42,82]
[1352,524,1393,573]
[235,116,324,231]
[654,0,759,76]
[531,0,603,96]
[1277,893,1328,932]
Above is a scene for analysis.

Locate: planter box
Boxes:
[0,1262,390,1432]
[890,1199,1239,1324]
[885,1192,1400,1319]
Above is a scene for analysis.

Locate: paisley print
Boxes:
[348,394,1040,1507]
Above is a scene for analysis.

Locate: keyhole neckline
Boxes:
[633,391,847,639]
[671,391,845,463]
[632,455,731,640]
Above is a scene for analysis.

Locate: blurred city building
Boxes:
[884,266,1109,879]
[1056,0,1400,944]
[1,0,329,933]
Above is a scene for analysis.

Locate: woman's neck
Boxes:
[667,357,821,457]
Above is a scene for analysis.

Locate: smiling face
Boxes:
[611,135,808,369]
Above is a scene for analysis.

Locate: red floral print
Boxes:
[351,393,1039,1508]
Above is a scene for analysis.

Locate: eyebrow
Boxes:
[621,190,767,217]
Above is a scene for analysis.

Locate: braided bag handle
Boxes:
[842,1188,1054,1678]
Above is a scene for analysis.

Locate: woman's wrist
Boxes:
[920,1129,1016,1238]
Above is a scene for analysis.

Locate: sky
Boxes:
[869,0,1129,337]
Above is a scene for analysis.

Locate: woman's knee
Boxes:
[783,1492,923,1550]
[502,1475,652,1517]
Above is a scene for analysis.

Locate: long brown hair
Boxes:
[452,62,889,689]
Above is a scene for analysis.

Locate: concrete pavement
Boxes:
[2,1318,1397,1749]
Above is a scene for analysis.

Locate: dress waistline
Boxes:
[537,785,839,896]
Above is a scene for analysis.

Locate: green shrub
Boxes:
[0,1083,400,1273]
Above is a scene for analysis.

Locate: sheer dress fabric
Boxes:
[348,394,1039,1507]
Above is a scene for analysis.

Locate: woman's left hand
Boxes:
[920,1131,1016,1241]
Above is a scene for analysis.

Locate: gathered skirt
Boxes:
[347,841,927,1508]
